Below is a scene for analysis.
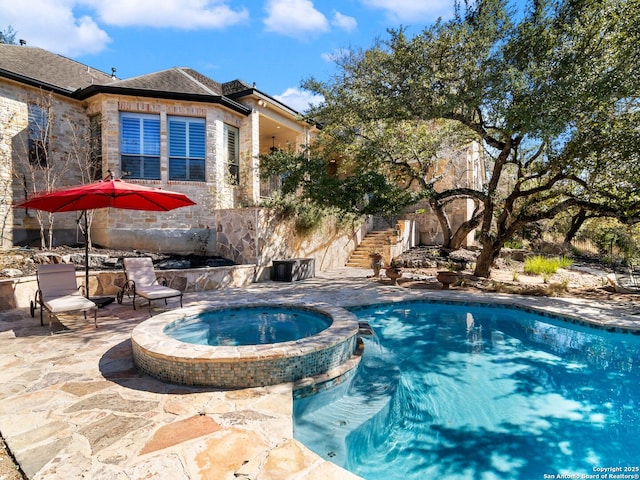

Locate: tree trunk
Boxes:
[563,208,587,248]
[429,198,453,249]
[473,240,496,277]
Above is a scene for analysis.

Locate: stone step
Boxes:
[346,229,397,267]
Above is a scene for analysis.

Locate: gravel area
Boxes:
[0,436,24,480]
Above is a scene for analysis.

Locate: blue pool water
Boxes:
[293,301,640,479]
[164,306,331,346]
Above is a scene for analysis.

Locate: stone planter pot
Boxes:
[385,267,403,285]
[369,253,384,278]
[436,270,458,289]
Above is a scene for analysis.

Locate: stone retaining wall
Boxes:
[0,264,256,310]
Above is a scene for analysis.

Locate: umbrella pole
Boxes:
[84,210,89,299]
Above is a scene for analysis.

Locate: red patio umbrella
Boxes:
[18,178,196,212]
[15,178,196,301]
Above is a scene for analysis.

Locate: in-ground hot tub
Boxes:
[131,302,360,388]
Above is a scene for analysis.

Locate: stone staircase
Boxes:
[346,228,398,268]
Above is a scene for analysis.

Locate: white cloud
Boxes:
[0,0,111,56]
[0,0,249,57]
[331,12,357,32]
[360,0,453,23]
[274,87,323,113]
[263,0,329,40]
[87,0,249,29]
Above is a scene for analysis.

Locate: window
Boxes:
[89,114,102,181]
[27,103,49,167]
[120,113,160,179]
[168,117,205,181]
[224,124,239,184]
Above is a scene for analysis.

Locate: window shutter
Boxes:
[120,113,161,180]
[142,118,160,155]
[190,121,205,158]
[169,119,187,157]
[168,117,205,181]
[121,116,141,155]
[27,104,48,140]
[226,126,238,163]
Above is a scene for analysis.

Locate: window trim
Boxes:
[224,123,240,185]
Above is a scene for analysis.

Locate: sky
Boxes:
[0,0,458,112]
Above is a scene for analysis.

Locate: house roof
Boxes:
[0,44,286,116]
[104,68,224,96]
[0,44,115,94]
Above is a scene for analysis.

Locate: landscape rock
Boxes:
[0,269,24,278]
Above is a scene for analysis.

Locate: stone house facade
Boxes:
[400,139,484,247]
[0,44,318,260]
[1,44,483,276]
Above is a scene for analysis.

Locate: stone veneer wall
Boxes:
[2,82,92,248]
[86,96,248,254]
[401,199,475,246]
[399,139,483,247]
[0,264,256,310]
[215,207,366,280]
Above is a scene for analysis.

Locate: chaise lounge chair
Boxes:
[117,257,183,313]
[30,264,98,330]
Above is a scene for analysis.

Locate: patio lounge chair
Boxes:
[117,257,183,313]
[30,264,98,329]
[607,266,640,294]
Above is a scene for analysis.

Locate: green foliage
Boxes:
[524,255,573,276]
[259,147,418,217]
[580,218,640,263]
[504,238,524,249]
[300,0,640,277]
[259,194,327,233]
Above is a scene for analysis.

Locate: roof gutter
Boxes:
[76,85,252,115]
[0,68,76,97]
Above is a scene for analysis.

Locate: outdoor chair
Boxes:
[117,257,183,313]
[607,265,640,294]
[30,264,98,330]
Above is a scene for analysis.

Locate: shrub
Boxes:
[524,255,573,276]
[259,195,338,234]
[580,218,640,265]
[504,238,524,249]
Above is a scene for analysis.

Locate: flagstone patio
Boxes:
[1,267,639,479]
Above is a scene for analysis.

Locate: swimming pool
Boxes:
[293,301,640,479]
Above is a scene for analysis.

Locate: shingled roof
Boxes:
[0,44,283,115]
[0,44,115,93]
[106,68,225,96]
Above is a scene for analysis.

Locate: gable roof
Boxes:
[0,44,257,115]
[102,67,224,96]
[0,44,115,94]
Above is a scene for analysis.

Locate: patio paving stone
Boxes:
[1,266,638,479]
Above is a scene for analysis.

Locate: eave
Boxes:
[0,68,76,97]
[76,85,252,115]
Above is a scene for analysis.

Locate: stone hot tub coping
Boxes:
[131,301,360,388]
